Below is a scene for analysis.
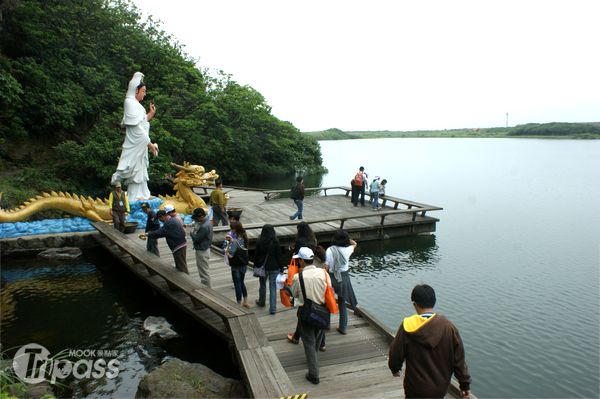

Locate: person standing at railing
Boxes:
[148,210,189,274]
[379,179,387,198]
[108,182,129,232]
[351,166,368,206]
[370,177,381,210]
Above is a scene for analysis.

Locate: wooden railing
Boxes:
[263,185,440,211]
[213,204,442,235]
[92,221,294,398]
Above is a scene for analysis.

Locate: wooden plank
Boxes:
[227,315,268,350]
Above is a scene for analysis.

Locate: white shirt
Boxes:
[325,245,354,272]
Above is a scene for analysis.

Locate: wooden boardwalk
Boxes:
[208,186,442,249]
[91,189,467,398]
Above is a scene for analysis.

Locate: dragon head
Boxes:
[171,162,219,187]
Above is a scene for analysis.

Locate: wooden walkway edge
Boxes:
[92,221,294,398]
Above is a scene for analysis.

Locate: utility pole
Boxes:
[506,112,509,128]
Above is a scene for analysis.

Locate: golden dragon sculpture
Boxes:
[0,162,218,223]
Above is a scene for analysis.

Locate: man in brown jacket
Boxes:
[388,284,471,399]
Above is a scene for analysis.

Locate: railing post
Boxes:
[340,219,345,229]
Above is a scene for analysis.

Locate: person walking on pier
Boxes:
[109,182,129,232]
[388,284,471,399]
[290,247,330,385]
[253,224,283,314]
[325,229,358,335]
[141,202,160,256]
[225,221,250,308]
[289,176,305,220]
[210,179,229,226]
[148,210,189,274]
[190,208,213,287]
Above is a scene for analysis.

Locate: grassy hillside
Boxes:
[305,123,600,140]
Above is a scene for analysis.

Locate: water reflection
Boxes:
[0,249,236,398]
[351,235,439,275]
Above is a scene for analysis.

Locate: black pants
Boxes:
[172,247,189,274]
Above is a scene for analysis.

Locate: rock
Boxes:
[136,358,245,398]
[143,316,179,339]
[37,247,82,260]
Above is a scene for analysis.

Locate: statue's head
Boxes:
[135,83,147,102]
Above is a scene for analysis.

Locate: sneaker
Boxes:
[319,345,326,352]
[305,372,320,385]
[336,327,347,335]
[286,332,299,344]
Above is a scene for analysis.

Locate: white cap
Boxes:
[292,247,314,260]
[164,204,175,213]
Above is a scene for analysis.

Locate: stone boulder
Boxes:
[142,316,179,340]
[37,247,82,260]
[136,358,245,398]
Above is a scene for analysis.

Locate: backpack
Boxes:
[229,239,249,267]
[290,184,300,200]
[353,172,363,186]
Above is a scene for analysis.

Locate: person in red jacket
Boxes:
[388,284,471,399]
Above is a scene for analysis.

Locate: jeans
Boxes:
[146,236,159,256]
[258,271,279,314]
[212,205,229,226]
[371,191,379,209]
[338,296,348,333]
[291,199,303,220]
[231,266,248,302]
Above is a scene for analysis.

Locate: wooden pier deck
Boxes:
[206,185,442,248]
[91,189,465,398]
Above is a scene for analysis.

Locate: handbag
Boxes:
[286,257,298,287]
[253,243,270,277]
[298,272,330,329]
[323,269,338,314]
[253,264,265,277]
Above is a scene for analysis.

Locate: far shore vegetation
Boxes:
[305,122,600,140]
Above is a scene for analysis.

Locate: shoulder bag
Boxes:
[298,271,330,329]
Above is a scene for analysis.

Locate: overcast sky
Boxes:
[133,0,599,132]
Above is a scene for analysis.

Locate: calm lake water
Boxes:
[316,138,600,398]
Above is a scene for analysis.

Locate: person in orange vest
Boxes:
[108,182,130,232]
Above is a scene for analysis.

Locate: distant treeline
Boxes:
[306,123,600,140]
[0,0,325,207]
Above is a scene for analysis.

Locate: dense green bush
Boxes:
[0,0,324,206]
[508,122,600,136]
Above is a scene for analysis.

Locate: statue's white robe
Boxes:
[111,72,152,200]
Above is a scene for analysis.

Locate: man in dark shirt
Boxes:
[289,176,305,220]
[388,284,471,399]
[190,208,213,287]
[141,202,160,256]
[148,210,188,274]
